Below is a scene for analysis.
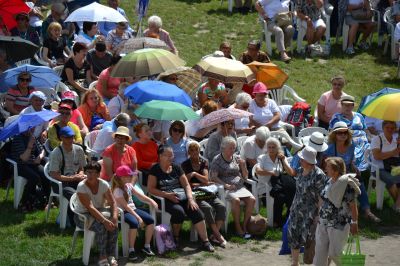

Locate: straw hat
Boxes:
[112,126,132,141]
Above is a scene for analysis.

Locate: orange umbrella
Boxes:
[246,61,288,89]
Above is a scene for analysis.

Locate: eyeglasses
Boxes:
[19,78,31,82]
[172,128,184,133]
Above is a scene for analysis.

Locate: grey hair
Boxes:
[148,15,162,28]
[235,92,252,106]
[255,126,270,142]
[221,136,237,151]
[266,137,281,150]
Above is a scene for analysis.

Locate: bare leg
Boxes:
[388,185,398,201]
[171,223,182,239]
[242,197,256,232]
[314,26,326,43]
[144,224,154,245]
[291,248,300,266]
[194,220,209,242]
[348,23,359,48]
[129,228,137,248]
[230,198,244,234]
[306,26,315,45]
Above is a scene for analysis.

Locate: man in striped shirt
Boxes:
[5,72,36,115]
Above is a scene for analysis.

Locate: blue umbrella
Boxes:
[124,80,192,107]
[0,110,60,141]
[0,64,61,92]
[357,87,400,113]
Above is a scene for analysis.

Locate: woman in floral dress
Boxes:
[288,146,328,266]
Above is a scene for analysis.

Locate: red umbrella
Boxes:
[0,0,31,31]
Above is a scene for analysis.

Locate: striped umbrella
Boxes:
[199,108,253,128]
[157,66,202,98]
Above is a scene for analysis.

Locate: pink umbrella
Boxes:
[199,108,253,128]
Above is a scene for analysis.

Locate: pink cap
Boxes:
[115,165,137,177]
[252,82,268,95]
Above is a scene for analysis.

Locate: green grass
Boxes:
[1,0,400,264]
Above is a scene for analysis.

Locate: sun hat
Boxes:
[298,146,317,165]
[29,91,46,101]
[340,95,355,104]
[59,126,75,137]
[60,91,77,109]
[301,132,328,152]
[112,126,132,141]
[332,121,349,133]
[252,82,268,95]
[115,165,137,177]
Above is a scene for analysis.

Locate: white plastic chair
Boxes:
[296,7,331,53]
[341,2,381,51]
[365,149,385,210]
[149,194,198,242]
[53,65,64,77]
[259,16,274,56]
[297,127,329,140]
[251,164,274,227]
[199,138,208,155]
[270,130,304,152]
[69,193,119,265]
[236,135,248,152]
[34,47,50,66]
[88,80,98,90]
[268,85,306,106]
[15,58,31,66]
[383,8,397,61]
[220,0,233,13]
[5,158,28,209]
[44,162,70,229]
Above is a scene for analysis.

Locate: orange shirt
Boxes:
[132,141,158,170]
[101,144,137,181]
[78,102,111,128]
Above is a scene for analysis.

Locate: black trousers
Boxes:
[271,174,296,227]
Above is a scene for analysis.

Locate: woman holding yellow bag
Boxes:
[314,157,359,266]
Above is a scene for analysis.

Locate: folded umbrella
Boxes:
[0,110,60,141]
[111,48,186,78]
[0,64,61,92]
[134,100,199,121]
[199,108,253,128]
[124,80,192,107]
[64,2,128,23]
[246,61,289,89]
[361,93,400,122]
[0,36,39,63]
[194,56,255,83]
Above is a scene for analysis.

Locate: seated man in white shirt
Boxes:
[240,126,270,175]
[92,113,130,156]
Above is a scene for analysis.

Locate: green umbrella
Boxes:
[111,48,186,78]
[134,100,200,121]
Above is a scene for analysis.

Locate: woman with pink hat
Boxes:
[249,82,281,130]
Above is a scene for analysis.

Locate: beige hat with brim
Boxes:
[112,126,132,142]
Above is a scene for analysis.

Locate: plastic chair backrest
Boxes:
[298,127,329,139]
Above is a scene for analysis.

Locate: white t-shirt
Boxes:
[249,99,280,129]
[240,135,267,161]
[75,179,110,213]
[365,117,400,135]
[258,0,291,18]
[370,133,399,169]
[113,184,136,210]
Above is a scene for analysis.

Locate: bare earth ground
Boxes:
[113,228,400,266]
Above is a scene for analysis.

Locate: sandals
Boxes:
[202,241,215,252]
[209,234,227,248]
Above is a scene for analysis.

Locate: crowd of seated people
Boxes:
[1,1,400,265]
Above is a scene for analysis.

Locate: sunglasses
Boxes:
[172,128,184,133]
[19,78,31,82]
[336,131,348,136]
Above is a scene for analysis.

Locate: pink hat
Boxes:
[115,165,137,177]
[252,82,268,95]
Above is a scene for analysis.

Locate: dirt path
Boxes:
[118,230,400,266]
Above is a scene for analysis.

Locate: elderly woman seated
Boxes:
[78,88,111,131]
[371,121,400,213]
[240,126,270,173]
[249,82,281,130]
[147,145,215,251]
[106,22,133,54]
[256,137,296,227]
[144,15,177,54]
[74,161,119,266]
[205,119,237,163]
[229,92,256,136]
[181,141,227,247]
[210,136,256,238]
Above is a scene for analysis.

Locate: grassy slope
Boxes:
[1,0,399,265]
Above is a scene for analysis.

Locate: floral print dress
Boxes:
[288,167,328,249]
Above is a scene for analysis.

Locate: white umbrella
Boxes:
[65,2,128,23]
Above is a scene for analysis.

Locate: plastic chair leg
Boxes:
[82,230,95,265]
[70,230,79,256]
[376,179,385,210]
[45,195,54,222]
[5,178,12,201]
[59,196,69,229]
[14,176,27,209]
[266,195,274,227]
[121,221,129,257]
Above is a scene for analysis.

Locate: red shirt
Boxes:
[101,144,137,181]
[132,141,158,170]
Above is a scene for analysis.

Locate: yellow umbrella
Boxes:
[246,61,288,89]
[361,93,400,121]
